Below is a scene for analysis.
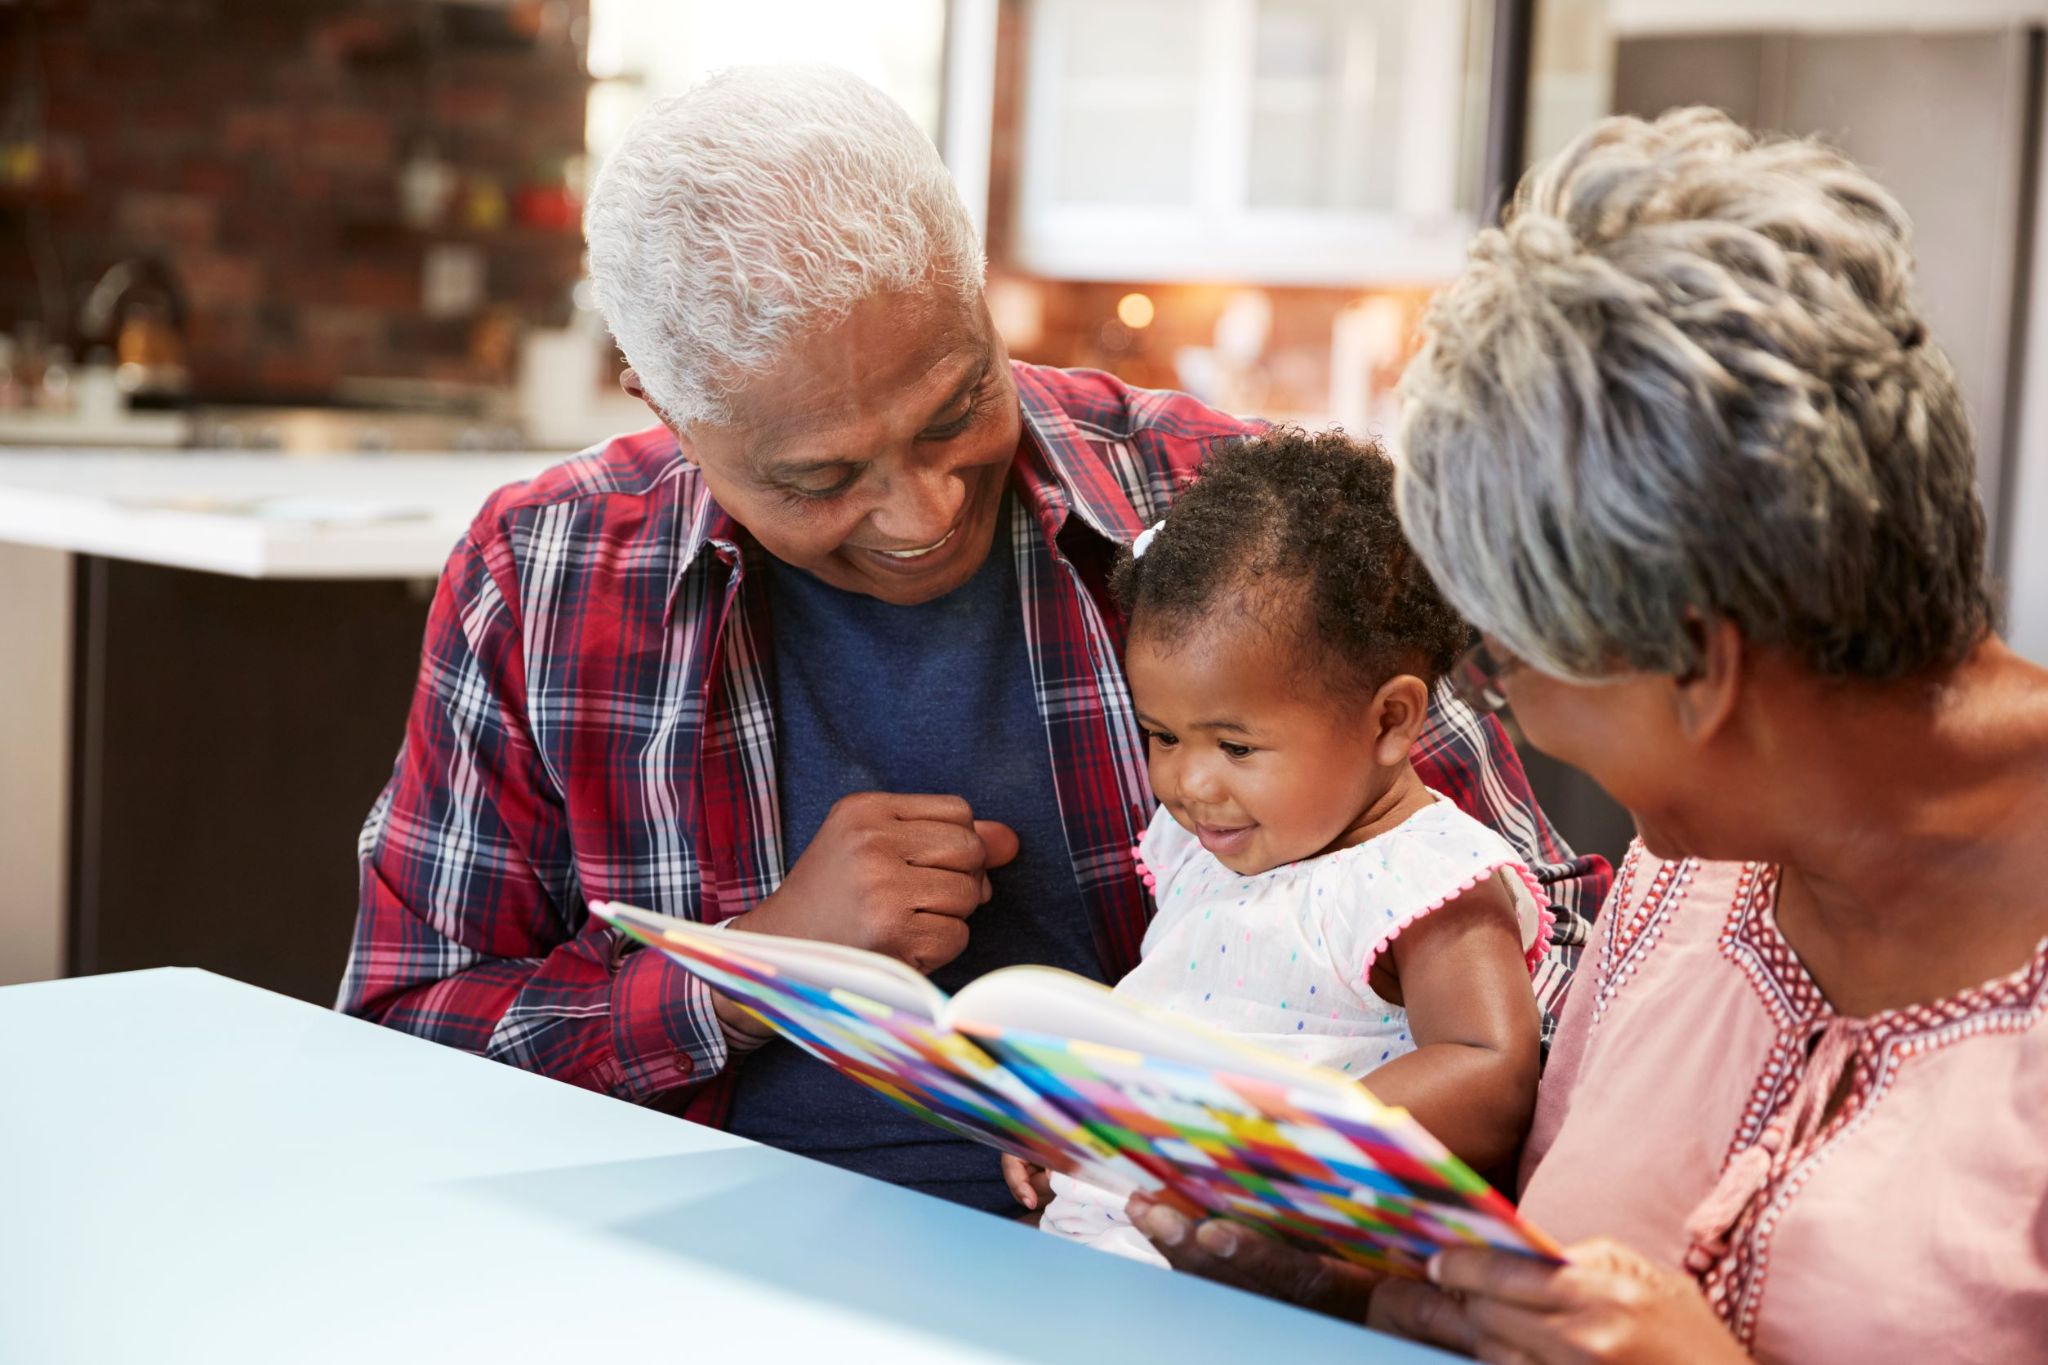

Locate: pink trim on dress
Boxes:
[1515,864,1557,975]
[1359,860,1554,983]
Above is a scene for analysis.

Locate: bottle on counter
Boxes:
[71,347,123,426]
[398,140,457,230]
[78,258,191,402]
[37,345,71,414]
[11,321,47,405]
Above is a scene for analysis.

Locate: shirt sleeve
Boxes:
[1311,808,1549,989]
[336,520,727,1105]
[1410,681,1614,1028]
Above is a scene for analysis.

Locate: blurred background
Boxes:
[3,0,2044,999]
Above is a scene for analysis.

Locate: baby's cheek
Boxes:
[1235,824,1318,877]
[1260,803,1350,867]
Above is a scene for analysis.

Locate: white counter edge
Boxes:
[0,488,463,580]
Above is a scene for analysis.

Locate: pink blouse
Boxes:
[1518,847,2048,1363]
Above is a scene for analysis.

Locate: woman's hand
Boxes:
[1129,1201,1746,1365]
[1127,1195,1387,1320]
[1370,1240,1750,1365]
[1002,1154,1054,1212]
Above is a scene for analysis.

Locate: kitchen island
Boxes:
[0,448,565,997]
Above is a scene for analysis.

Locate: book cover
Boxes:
[594,900,1560,1277]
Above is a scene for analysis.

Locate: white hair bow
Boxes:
[1131,521,1166,560]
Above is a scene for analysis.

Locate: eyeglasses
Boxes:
[1448,637,1521,716]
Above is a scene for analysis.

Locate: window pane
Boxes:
[1043,0,1203,206]
[586,0,948,165]
[1248,0,1409,211]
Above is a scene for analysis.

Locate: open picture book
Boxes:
[591,900,1561,1277]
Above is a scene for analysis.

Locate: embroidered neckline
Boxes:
[1725,864,2048,1037]
[1695,863,2048,1346]
[1589,849,1695,1029]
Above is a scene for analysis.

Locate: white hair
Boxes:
[1395,107,1991,684]
[584,65,985,428]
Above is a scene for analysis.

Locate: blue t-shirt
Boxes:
[725,498,1101,1212]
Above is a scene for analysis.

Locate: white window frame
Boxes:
[1014,0,1473,284]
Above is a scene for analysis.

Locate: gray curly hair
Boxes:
[1395,106,1994,683]
[584,65,985,429]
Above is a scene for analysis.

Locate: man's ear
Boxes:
[1673,615,1743,745]
[1369,674,1432,767]
[619,365,644,400]
[619,366,696,464]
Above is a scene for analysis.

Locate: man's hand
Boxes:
[710,989,778,1054]
[733,793,1019,974]
[1001,1154,1054,1212]
[1369,1239,1748,1365]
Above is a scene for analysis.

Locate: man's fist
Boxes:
[734,792,1019,975]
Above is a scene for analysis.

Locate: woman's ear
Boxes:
[1369,674,1433,767]
[1673,615,1744,745]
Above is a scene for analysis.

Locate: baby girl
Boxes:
[1005,428,1551,1263]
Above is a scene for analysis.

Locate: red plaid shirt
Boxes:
[340,363,1610,1126]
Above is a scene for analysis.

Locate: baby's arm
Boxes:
[1361,878,1541,1173]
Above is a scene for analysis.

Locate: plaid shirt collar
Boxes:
[1013,363,1155,545]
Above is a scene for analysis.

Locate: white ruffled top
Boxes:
[1120,792,1552,1078]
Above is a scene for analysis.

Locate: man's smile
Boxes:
[871,524,958,560]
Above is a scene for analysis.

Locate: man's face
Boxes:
[640,284,1021,606]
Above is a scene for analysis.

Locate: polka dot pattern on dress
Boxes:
[1113,791,1544,1083]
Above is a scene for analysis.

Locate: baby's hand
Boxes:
[1001,1153,1054,1211]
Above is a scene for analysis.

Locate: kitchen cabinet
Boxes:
[0,451,555,999]
[1013,0,1481,284]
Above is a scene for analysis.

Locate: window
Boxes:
[1015,0,1486,284]
[585,0,950,166]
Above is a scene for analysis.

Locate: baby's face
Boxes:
[1126,620,1393,876]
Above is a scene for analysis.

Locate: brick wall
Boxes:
[0,0,590,399]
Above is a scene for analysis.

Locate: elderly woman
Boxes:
[1132,108,2048,1362]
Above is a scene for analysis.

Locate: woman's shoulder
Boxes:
[1598,842,1758,956]
[1607,841,1757,890]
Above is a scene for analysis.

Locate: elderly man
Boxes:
[339,66,1605,1214]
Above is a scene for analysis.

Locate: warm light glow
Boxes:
[1115,292,1156,329]
[1355,294,1408,363]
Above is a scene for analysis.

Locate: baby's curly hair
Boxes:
[1112,428,1469,699]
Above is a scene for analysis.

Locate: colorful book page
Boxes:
[608,917,1147,1188]
[598,907,1559,1273]
[983,1029,1562,1278]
